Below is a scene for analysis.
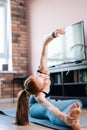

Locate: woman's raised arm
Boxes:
[39,29,65,74]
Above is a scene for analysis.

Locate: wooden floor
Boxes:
[0,101,87,130]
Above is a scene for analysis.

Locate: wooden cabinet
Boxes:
[49,62,87,107]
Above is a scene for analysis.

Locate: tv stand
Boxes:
[49,62,87,107]
[75,60,82,64]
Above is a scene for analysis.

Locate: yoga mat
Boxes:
[0,109,87,130]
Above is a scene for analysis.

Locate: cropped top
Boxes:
[42,91,50,97]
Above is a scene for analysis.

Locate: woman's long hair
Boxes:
[16,90,29,125]
[16,76,44,125]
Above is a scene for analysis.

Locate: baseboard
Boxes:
[0,98,17,103]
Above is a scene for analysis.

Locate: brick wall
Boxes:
[0,0,28,99]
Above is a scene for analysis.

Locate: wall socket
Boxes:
[2,64,8,71]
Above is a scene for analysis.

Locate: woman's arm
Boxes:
[39,29,65,74]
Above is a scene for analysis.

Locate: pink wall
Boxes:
[26,0,87,74]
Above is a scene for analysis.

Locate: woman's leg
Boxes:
[46,99,82,127]
[51,99,82,112]
[30,103,49,119]
[61,99,82,114]
[29,95,37,107]
[29,95,48,119]
[29,96,82,127]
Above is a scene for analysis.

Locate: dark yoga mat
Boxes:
[0,109,87,130]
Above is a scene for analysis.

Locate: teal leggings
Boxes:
[29,96,82,127]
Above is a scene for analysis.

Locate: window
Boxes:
[0,0,12,71]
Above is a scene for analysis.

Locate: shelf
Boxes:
[49,62,87,73]
[54,82,87,85]
[50,62,87,106]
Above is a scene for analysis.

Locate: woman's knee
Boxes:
[30,104,48,119]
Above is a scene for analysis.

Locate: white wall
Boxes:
[26,0,87,74]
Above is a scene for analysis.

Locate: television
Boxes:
[47,21,86,67]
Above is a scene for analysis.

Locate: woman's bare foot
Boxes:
[70,102,81,130]
[70,102,81,118]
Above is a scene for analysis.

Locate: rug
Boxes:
[0,109,87,130]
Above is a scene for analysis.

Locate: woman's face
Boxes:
[33,72,51,89]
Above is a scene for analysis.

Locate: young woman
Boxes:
[16,29,82,130]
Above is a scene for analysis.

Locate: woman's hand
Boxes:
[64,114,78,127]
[52,28,65,38]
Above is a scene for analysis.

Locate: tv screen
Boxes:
[47,21,86,67]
